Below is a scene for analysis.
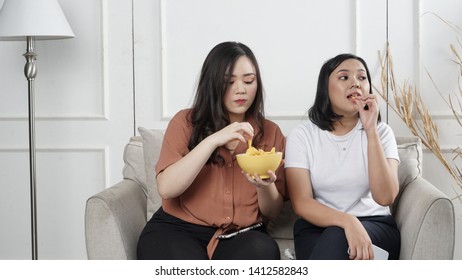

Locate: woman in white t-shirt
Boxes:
[285,53,400,260]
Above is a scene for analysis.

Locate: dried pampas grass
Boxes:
[376,45,462,199]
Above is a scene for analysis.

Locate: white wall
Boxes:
[0,0,460,259]
[134,0,388,133]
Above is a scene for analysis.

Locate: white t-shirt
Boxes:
[284,120,400,217]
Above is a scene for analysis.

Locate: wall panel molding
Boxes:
[0,116,108,121]
[158,0,362,120]
[0,0,108,121]
[0,146,108,188]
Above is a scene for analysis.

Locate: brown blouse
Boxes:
[155,109,286,258]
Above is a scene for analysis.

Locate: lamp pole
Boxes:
[24,36,38,260]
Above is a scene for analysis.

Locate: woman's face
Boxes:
[328,58,370,117]
[223,56,258,123]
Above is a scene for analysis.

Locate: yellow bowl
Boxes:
[236,152,283,179]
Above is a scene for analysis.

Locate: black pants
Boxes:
[293,215,400,260]
[137,208,280,260]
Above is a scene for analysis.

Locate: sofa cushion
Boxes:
[138,127,165,221]
[122,136,148,194]
[267,200,298,240]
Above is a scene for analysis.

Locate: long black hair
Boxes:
[188,41,265,165]
[309,53,381,131]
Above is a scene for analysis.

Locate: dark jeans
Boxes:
[293,215,400,260]
[137,207,280,260]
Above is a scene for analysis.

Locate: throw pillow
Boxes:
[138,127,165,221]
[392,136,423,214]
[122,136,148,194]
[396,136,423,189]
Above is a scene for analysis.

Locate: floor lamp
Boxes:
[0,0,74,260]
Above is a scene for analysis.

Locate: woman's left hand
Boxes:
[242,170,277,188]
[355,94,379,132]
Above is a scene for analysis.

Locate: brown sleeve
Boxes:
[155,109,192,176]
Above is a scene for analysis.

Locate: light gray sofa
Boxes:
[85,128,455,260]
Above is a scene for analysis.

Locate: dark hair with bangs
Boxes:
[308,53,381,131]
[188,41,265,165]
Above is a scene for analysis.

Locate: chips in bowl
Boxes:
[236,142,282,179]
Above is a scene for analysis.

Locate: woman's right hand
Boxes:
[343,215,374,260]
[208,121,254,148]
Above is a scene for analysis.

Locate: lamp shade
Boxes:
[0,0,74,41]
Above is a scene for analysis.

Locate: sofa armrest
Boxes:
[85,179,147,260]
[394,176,455,259]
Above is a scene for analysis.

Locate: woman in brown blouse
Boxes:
[137,41,286,260]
